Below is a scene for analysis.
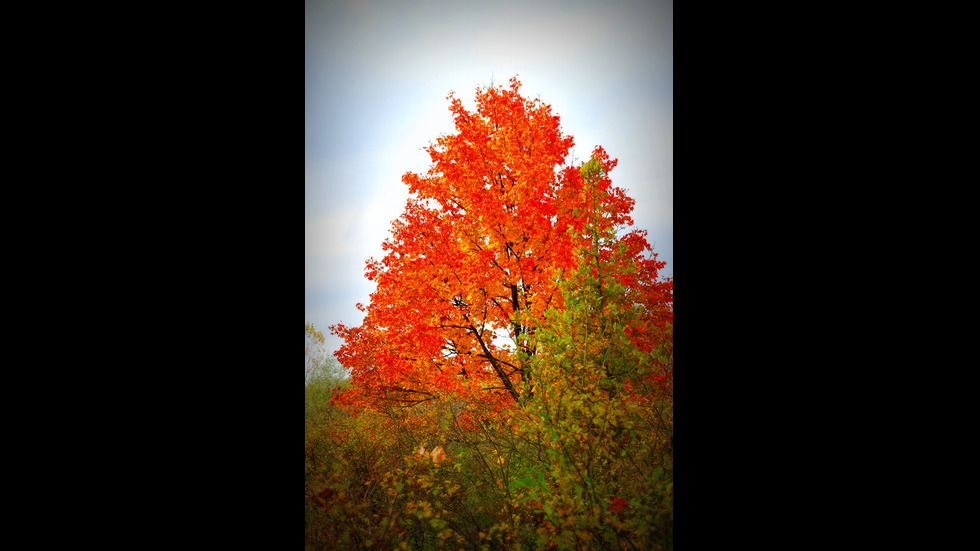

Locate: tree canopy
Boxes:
[329,76,671,413]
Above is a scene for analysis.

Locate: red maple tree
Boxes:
[330,76,671,412]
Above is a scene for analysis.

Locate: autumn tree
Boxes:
[330,76,670,412]
[506,157,673,547]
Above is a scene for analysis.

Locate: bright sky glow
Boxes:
[306,0,672,356]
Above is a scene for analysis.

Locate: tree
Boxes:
[330,76,671,412]
[306,322,328,384]
[307,321,348,386]
[500,159,673,548]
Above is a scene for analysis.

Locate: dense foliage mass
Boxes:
[306,77,673,550]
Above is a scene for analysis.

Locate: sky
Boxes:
[306,0,672,358]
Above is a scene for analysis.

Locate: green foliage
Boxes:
[305,390,671,550]
[503,242,672,550]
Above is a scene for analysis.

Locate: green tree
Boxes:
[504,155,673,549]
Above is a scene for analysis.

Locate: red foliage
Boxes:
[609,496,629,514]
[330,76,672,413]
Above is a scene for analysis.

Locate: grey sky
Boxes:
[306,0,672,356]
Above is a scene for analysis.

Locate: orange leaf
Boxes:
[431,445,448,466]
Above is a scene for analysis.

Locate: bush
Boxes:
[305,384,672,550]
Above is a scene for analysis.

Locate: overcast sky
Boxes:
[306,0,672,356]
